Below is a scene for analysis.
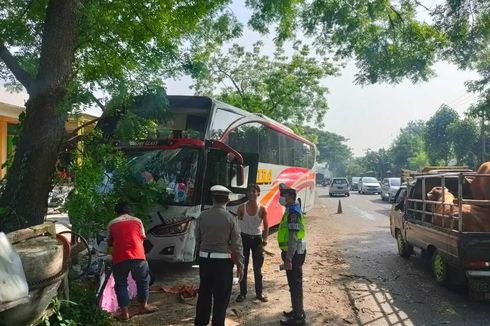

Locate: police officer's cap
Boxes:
[210,185,232,195]
[279,183,296,195]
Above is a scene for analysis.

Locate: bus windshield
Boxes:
[128,148,200,205]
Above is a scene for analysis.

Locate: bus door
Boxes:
[202,145,258,210]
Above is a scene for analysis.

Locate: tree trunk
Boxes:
[0,0,78,232]
[0,96,66,232]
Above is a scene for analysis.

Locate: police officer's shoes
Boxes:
[280,314,306,325]
[283,310,293,318]
[235,294,246,303]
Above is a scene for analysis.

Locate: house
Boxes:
[0,101,98,178]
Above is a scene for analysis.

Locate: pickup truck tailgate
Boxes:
[461,233,490,266]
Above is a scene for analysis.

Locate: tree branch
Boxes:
[90,93,106,112]
[413,0,431,11]
[19,0,36,20]
[67,117,101,140]
[0,43,35,93]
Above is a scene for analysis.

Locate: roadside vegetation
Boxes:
[348,104,488,179]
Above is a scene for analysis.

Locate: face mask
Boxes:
[279,196,287,206]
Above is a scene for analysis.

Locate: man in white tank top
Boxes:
[236,184,269,303]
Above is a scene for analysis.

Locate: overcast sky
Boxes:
[0,1,480,156]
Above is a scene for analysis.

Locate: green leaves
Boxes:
[447,118,480,165]
[424,104,460,164]
[193,41,335,126]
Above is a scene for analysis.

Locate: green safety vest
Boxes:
[277,207,305,251]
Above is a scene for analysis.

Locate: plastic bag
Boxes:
[0,232,29,306]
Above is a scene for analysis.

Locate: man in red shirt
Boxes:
[107,201,157,321]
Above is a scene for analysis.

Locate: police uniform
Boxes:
[195,185,244,326]
[278,185,306,325]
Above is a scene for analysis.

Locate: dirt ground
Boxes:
[121,200,362,326]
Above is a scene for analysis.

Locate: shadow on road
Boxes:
[336,228,490,325]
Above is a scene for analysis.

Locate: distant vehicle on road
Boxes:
[322,178,331,187]
[380,177,401,202]
[358,177,381,194]
[390,167,490,300]
[316,173,325,185]
[350,177,360,191]
[329,177,350,197]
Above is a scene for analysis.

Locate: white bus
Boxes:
[121,96,317,262]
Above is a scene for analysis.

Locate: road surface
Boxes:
[129,187,490,325]
[318,186,490,326]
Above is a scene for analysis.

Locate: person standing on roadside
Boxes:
[277,184,307,326]
[235,184,269,303]
[195,185,244,326]
[107,201,157,322]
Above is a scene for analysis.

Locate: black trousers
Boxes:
[195,257,233,326]
[281,251,306,316]
[239,233,264,296]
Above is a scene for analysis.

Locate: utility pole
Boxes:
[481,108,487,163]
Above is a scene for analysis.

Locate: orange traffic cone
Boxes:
[337,200,343,214]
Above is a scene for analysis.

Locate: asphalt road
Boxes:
[319,186,490,326]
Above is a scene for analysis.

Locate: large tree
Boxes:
[0,0,240,232]
[192,41,336,126]
[388,120,427,172]
[313,128,353,177]
[425,105,459,165]
[448,118,480,167]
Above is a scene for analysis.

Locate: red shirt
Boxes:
[108,214,146,265]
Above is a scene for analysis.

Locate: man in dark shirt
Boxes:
[194,185,244,326]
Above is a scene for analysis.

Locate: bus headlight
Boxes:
[149,218,192,237]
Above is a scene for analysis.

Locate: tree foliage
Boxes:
[193,41,336,126]
[424,104,459,165]
[0,0,241,99]
[388,120,426,172]
[357,106,483,176]
[311,128,353,177]
[447,118,480,165]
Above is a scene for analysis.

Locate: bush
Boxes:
[43,281,113,326]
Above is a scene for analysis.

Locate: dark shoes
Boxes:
[280,312,306,325]
[236,294,268,303]
[256,294,268,302]
[235,294,246,303]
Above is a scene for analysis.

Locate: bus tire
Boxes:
[432,249,449,285]
[396,231,412,258]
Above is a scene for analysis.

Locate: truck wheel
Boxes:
[396,231,412,258]
[432,249,449,285]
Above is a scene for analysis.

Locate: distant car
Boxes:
[380,177,401,202]
[350,177,361,191]
[316,173,325,185]
[322,178,331,187]
[358,177,381,194]
[329,177,350,197]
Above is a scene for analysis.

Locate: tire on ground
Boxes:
[396,230,412,258]
[432,249,450,285]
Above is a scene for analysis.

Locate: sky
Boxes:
[0,1,480,157]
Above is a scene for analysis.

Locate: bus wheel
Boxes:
[396,231,412,258]
[432,249,449,285]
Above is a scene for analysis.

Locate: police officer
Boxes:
[195,185,244,326]
[278,184,306,325]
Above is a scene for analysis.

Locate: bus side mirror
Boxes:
[236,164,245,186]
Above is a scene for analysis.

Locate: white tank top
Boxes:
[238,202,263,236]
